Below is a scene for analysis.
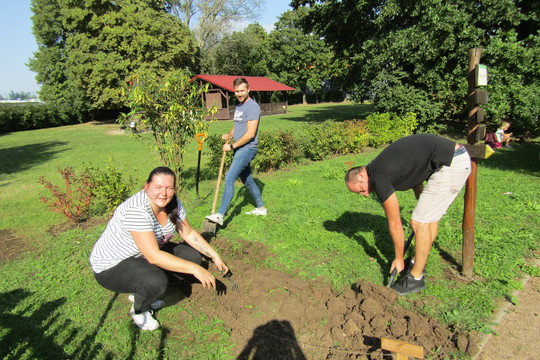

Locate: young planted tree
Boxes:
[126,70,216,187]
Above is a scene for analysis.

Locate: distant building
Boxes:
[191,75,295,120]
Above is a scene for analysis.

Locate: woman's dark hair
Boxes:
[147,166,181,223]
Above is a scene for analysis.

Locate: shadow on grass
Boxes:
[478,141,540,176]
[236,320,307,360]
[0,289,119,359]
[324,211,397,281]
[0,141,69,179]
[280,103,375,123]
[220,179,266,228]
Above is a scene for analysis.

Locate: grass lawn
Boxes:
[0,102,538,359]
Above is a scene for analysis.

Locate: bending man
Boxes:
[345,134,471,295]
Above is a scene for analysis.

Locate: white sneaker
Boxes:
[205,213,224,225]
[245,207,267,216]
[128,294,165,310]
[129,305,160,330]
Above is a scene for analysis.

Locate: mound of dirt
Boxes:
[168,238,471,359]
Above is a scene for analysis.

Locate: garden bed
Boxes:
[168,238,470,359]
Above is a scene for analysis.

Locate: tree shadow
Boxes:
[0,141,69,179]
[0,288,117,359]
[477,141,540,176]
[279,103,375,123]
[236,320,307,360]
[323,211,411,283]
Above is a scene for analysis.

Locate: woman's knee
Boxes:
[140,271,169,296]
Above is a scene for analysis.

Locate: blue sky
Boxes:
[0,0,293,98]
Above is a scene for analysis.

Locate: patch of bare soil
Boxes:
[0,216,109,263]
[168,238,469,359]
[0,229,32,263]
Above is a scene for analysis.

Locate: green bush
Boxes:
[301,119,370,161]
[253,130,302,172]
[365,112,418,147]
[205,134,233,173]
[205,131,302,173]
[85,159,137,215]
[0,103,83,134]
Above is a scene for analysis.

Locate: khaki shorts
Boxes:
[411,149,471,223]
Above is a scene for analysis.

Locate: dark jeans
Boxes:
[94,243,202,313]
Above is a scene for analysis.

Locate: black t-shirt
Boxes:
[366,134,456,202]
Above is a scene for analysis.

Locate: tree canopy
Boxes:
[268,8,342,103]
[30,0,199,114]
[166,0,263,50]
[292,0,540,134]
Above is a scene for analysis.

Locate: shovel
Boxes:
[195,133,207,198]
[387,231,415,287]
[201,145,227,240]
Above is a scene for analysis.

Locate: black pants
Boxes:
[93,243,202,313]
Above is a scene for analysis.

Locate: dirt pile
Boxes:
[169,238,470,359]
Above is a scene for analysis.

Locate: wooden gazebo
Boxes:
[191,75,295,120]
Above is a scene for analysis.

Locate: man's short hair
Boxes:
[233,77,249,88]
[345,166,365,183]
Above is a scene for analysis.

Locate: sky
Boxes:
[0,0,294,98]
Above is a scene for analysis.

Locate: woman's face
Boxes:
[144,174,176,209]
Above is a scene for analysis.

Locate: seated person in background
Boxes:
[90,166,229,331]
[495,121,513,148]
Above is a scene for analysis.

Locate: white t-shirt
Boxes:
[89,189,187,273]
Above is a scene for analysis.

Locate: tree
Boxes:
[30,0,199,115]
[293,0,540,134]
[166,0,263,50]
[210,23,270,76]
[268,8,342,104]
[7,91,34,100]
[125,69,216,188]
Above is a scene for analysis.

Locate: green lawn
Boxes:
[1,102,538,359]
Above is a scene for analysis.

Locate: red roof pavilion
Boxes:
[191,74,295,92]
[191,74,295,120]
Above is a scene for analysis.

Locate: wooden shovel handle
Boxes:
[211,146,227,213]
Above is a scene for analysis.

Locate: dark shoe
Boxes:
[391,272,426,296]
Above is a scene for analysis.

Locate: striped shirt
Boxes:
[89,189,187,273]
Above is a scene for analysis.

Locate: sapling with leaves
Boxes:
[123,70,217,189]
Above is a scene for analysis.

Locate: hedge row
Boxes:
[204,112,418,173]
[0,103,83,134]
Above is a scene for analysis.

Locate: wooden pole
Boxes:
[462,48,482,278]
[381,338,424,359]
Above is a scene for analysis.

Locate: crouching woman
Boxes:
[90,166,228,330]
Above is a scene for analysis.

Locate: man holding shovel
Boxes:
[345,134,471,295]
[205,78,267,226]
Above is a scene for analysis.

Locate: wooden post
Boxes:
[381,338,424,359]
[462,48,482,278]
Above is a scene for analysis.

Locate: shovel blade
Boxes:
[201,219,217,241]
